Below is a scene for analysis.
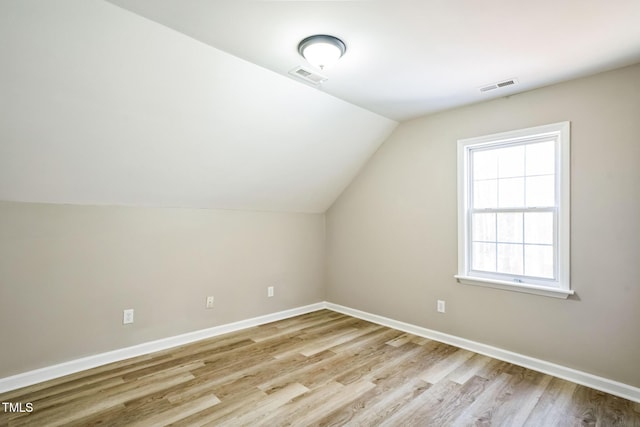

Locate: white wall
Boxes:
[326,63,640,387]
[0,0,396,213]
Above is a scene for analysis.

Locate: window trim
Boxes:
[455,122,572,299]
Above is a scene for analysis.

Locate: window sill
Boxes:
[454,275,574,299]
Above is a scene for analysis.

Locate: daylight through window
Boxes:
[456,122,572,298]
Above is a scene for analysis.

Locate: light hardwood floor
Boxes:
[1,309,638,426]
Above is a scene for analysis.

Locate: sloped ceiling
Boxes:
[3,0,640,213]
[106,0,640,121]
[0,0,397,213]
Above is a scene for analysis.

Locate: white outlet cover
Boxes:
[123,309,134,324]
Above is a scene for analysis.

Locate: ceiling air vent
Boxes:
[479,78,518,93]
[288,66,328,86]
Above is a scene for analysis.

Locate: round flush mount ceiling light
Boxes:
[298,35,346,70]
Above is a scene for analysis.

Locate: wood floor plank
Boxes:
[333,342,424,386]
[0,353,174,404]
[523,377,579,426]
[267,379,376,427]
[214,382,309,426]
[9,371,195,427]
[385,333,415,347]
[377,376,463,427]
[320,364,430,425]
[255,380,345,426]
[475,369,552,426]
[420,347,475,384]
[168,385,266,426]
[211,351,335,400]
[444,372,514,426]
[326,325,400,355]
[413,374,493,426]
[129,393,221,427]
[1,309,638,426]
[322,377,431,426]
[570,385,640,427]
[315,344,448,426]
[447,353,493,385]
[249,311,347,343]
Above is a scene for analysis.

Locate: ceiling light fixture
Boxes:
[298,35,346,70]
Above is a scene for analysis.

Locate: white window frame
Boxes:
[455,122,572,298]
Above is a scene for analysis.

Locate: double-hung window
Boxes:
[456,122,572,298]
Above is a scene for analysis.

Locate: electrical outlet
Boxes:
[267,286,274,297]
[206,296,214,309]
[437,300,446,313]
[123,309,134,324]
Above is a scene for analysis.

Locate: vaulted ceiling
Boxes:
[0,0,396,213]
[107,0,640,121]
[1,0,639,213]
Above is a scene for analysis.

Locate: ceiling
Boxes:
[0,0,395,213]
[2,0,640,213]
[107,0,640,121]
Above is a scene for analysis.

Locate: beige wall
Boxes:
[326,63,640,387]
[0,202,325,377]
[1,64,638,390]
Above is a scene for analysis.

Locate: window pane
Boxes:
[524,212,554,244]
[472,213,496,242]
[473,149,498,180]
[473,179,497,209]
[498,177,524,208]
[497,212,523,243]
[459,121,569,291]
[524,245,554,278]
[497,243,523,275]
[526,141,555,176]
[498,145,524,178]
[526,175,555,207]
[472,242,496,272]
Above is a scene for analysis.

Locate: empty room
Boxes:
[1,0,639,425]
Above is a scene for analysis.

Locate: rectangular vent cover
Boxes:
[480,78,518,93]
[288,66,327,86]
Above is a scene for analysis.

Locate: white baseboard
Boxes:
[325,302,640,403]
[0,302,324,393]
[2,301,638,403]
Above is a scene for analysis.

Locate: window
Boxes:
[456,122,572,298]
